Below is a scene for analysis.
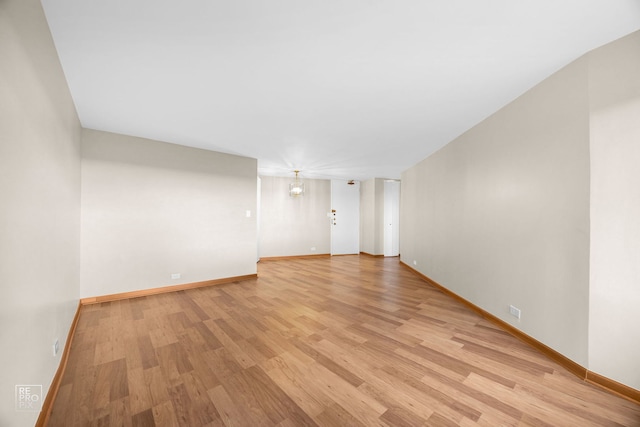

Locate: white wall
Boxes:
[259,176,330,257]
[588,31,640,389]
[81,129,258,298]
[0,0,81,424]
[401,55,591,365]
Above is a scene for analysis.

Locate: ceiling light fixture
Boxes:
[289,170,305,197]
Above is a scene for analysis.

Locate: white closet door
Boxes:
[384,180,400,257]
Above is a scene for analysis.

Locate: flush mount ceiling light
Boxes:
[289,170,305,197]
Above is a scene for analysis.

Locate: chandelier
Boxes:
[289,170,305,197]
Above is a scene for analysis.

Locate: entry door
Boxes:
[384,180,400,256]
[331,180,360,255]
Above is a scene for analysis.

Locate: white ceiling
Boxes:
[42,0,640,181]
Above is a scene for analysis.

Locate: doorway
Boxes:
[330,180,360,255]
[383,180,400,257]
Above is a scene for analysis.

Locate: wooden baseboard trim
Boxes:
[80,274,257,305]
[399,261,639,404]
[586,371,640,404]
[259,254,330,262]
[36,301,82,427]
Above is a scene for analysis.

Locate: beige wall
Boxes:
[401,55,591,365]
[81,129,258,298]
[259,176,330,257]
[360,179,375,254]
[401,31,640,389]
[0,0,81,424]
[360,178,385,255]
[588,32,640,389]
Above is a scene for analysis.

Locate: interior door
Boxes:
[384,180,400,256]
[331,180,360,255]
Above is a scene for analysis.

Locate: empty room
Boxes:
[1,0,639,426]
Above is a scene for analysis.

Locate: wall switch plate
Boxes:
[509,305,521,320]
[53,339,59,357]
[171,273,181,279]
[246,210,251,218]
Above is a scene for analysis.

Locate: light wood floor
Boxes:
[49,256,640,426]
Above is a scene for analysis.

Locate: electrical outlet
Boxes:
[413,260,417,266]
[509,305,521,320]
[310,246,316,251]
[53,339,59,357]
[171,273,181,279]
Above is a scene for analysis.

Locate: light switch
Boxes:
[246,210,251,218]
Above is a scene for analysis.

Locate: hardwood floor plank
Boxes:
[288,337,365,387]
[48,256,640,426]
[270,352,338,412]
[407,342,519,389]
[131,408,155,427]
[453,336,555,377]
[314,402,369,427]
[208,384,267,427]
[243,365,318,426]
[205,319,256,369]
[264,366,327,418]
[168,382,198,426]
[380,405,430,427]
[204,348,243,380]
[427,411,466,427]
[539,372,640,425]
[143,366,171,407]
[137,335,159,370]
[371,365,469,425]
[151,401,179,426]
[301,360,387,424]
[180,371,222,425]
[127,368,153,415]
